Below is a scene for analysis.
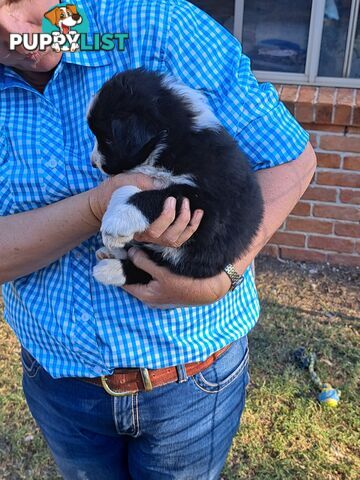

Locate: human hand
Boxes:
[122,248,232,308]
[88,173,155,223]
[134,197,204,248]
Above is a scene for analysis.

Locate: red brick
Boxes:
[291,202,311,216]
[356,242,360,255]
[302,186,337,202]
[313,205,360,221]
[280,247,327,263]
[261,245,279,257]
[310,133,318,148]
[318,87,337,104]
[287,217,333,234]
[327,253,360,267]
[308,235,355,253]
[317,172,360,188]
[316,153,341,168]
[316,88,336,124]
[353,91,360,126]
[298,86,317,103]
[316,104,333,124]
[295,104,314,123]
[343,156,360,170]
[281,85,299,103]
[320,135,360,152]
[334,105,352,125]
[296,86,316,123]
[302,124,344,133]
[335,222,360,238]
[340,188,360,204]
[334,88,355,125]
[346,127,360,135]
[271,232,306,247]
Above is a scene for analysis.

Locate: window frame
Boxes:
[234,0,360,88]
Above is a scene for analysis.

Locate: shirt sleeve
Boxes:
[164,0,309,171]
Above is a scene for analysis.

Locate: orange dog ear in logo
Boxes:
[66,5,78,15]
[44,7,60,25]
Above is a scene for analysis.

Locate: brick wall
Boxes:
[262,86,360,267]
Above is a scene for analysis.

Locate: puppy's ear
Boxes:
[111,115,158,159]
[67,5,78,15]
[44,7,59,25]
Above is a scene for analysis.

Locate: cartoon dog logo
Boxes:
[44,4,83,52]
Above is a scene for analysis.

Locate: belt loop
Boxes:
[176,364,188,384]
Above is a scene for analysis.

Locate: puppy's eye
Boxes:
[60,13,66,19]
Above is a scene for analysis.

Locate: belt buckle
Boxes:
[100,368,153,397]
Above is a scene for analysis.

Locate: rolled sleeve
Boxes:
[165,0,309,171]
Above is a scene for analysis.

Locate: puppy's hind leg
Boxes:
[93,257,152,286]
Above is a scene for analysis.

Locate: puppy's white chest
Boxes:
[129,165,196,189]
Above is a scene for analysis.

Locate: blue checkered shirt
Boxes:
[0,0,309,378]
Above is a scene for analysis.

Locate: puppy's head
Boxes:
[44,5,82,29]
[87,69,193,175]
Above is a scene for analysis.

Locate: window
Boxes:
[190,0,360,87]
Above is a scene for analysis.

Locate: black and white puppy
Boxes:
[87,68,264,287]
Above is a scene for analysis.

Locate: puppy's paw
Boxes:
[93,259,126,287]
[101,187,149,249]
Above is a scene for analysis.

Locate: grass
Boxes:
[0,257,359,479]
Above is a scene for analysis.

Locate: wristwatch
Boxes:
[224,264,244,292]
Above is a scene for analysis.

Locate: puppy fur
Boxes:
[88,68,264,286]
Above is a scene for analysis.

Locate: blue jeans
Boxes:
[22,337,249,480]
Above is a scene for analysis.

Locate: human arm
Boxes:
[0,174,203,284]
[123,142,317,307]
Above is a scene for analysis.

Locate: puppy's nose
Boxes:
[91,159,98,168]
[72,13,81,21]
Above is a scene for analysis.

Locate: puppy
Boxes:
[44,5,82,52]
[87,68,264,287]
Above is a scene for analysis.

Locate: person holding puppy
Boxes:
[0,0,317,479]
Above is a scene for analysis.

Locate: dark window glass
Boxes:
[318,0,352,77]
[242,0,312,73]
[350,12,360,77]
[189,0,235,32]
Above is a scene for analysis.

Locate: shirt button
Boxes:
[81,313,91,322]
[74,252,82,260]
[45,158,58,168]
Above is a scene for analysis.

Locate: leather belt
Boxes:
[81,344,232,396]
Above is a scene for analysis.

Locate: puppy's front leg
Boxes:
[101,186,151,250]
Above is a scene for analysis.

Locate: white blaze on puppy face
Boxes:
[91,139,106,172]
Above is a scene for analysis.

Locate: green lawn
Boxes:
[0,257,359,480]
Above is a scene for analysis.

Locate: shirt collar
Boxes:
[0,2,111,91]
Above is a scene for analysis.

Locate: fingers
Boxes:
[134,197,204,248]
[122,282,150,301]
[174,208,204,246]
[157,197,191,247]
[136,197,177,240]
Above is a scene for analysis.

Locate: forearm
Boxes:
[233,142,317,276]
[0,190,100,284]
